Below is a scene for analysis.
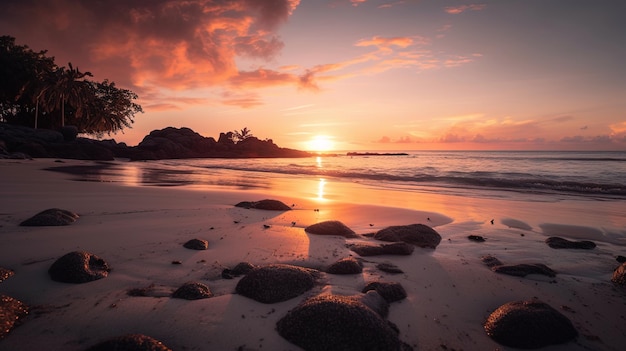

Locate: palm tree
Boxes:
[40,62,93,127]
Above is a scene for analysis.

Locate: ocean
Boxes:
[87,150,626,199]
[50,150,625,238]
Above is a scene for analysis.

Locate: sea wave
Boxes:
[191,163,626,197]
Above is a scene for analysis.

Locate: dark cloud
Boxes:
[0,0,300,93]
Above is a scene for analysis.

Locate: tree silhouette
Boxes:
[1,36,142,134]
[40,63,93,127]
[231,127,253,143]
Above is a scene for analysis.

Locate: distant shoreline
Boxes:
[346,152,409,156]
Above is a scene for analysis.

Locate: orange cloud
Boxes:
[444,4,486,15]
[0,0,301,93]
[355,36,423,52]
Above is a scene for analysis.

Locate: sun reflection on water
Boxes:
[316,178,326,201]
[315,156,323,168]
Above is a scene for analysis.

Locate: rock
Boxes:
[0,295,28,340]
[348,242,414,256]
[222,262,257,279]
[484,300,578,348]
[362,281,407,303]
[276,294,411,351]
[183,238,208,250]
[468,235,486,242]
[234,199,292,211]
[85,334,172,351]
[172,281,213,300]
[545,237,596,250]
[0,124,311,160]
[376,262,404,274]
[0,267,15,282]
[60,125,78,141]
[48,251,110,283]
[20,208,79,226]
[235,264,318,303]
[492,263,556,278]
[305,221,358,238]
[481,255,503,268]
[374,224,442,249]
[326,257,363,274]
[127,126,311,160]
[612,262,626,287]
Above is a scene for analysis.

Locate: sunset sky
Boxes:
[2,0,625,151]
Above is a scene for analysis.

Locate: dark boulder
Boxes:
[183,238,208,250]
[374,224,442,249]
[545,237,596,250]
[235,264,318,303]
[172,281,213,300]
[0,295,28,340]
[20,208,79,226]
[492,263,556,278]
[348,242,414,256]
[484,300,577,349]
[362,281,407,303]
[276,294,411,351]
[326,257,363,274]
[48,251,110,283]
[612,262,626,288]
[234,199,292,211]
[85,334,172,351]
[305,221,358,238]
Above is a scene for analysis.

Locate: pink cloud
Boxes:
[444,4,486,15]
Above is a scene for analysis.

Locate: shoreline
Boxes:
[1,159,625,350]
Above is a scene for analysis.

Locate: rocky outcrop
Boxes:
[0,123,117,160]
[484,300,578,348]
[235,264,319,303]
[374,224,442,249]
[48,251,110,283]
[127,127,311,160]
[0,123,312,160]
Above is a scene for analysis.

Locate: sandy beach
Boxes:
[1,159,625,350]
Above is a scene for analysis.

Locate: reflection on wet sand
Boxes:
[44,161,272,190]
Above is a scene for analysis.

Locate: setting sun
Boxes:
[306,135,335,152]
